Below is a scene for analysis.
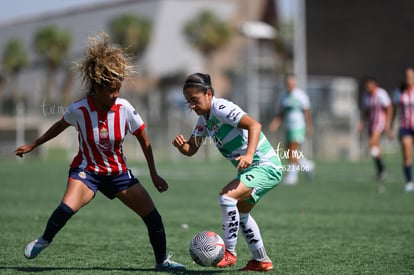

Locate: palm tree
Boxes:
[1,38,29,110]
[33,25,71,103]
[109,14,151,60]
[183,9,231,60]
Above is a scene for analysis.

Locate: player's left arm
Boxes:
[135,129,168,193]
[304,108,313,137]
[236,114,262,171]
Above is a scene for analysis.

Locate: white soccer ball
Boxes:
[189,231,225,267]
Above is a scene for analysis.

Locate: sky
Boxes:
[0,0,295,24]
[1,0,108,23]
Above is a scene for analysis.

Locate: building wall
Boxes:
[306,0,414,92]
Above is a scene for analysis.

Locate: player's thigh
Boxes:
[220,179,253,202]
[401,135,413,162]
[238,165,281,204]
[116,183,155,217]
[62,178,95,211]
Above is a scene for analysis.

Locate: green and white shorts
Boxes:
[286,127,306,144]
[238,165,282,204]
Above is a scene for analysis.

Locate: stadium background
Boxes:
[2,0,413,162]
[1,1,414,274]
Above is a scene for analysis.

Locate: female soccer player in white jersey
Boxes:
[393,67,414,192]
[14,33,185,271]
[268,74,314,185]
[356,77,393,180]
[172,73,282,272]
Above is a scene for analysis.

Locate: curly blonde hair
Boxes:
[79,32,133,92]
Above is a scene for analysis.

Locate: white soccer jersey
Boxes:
[279,88,310,130]
[393,86,414,130]
[62,96,145,175]
[192,97,281,169]
[363,87,390,133]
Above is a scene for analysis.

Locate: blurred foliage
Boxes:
[184,9,231,57]
[33,25,71,69]
[2,38,29,75]
[109,14,151,59]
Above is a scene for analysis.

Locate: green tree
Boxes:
[1,38,29,108]
[183,10,231,58]
[109,14,151,60]
[33,25,71,103]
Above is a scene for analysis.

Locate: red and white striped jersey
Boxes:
[363,88,390,133]
[62,96,145,175]
[393,86,414,130]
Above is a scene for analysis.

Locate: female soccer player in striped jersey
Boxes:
[393,67,414,192]
[356,77,393,180]
[172,73,282,272]
[14,33,185,271]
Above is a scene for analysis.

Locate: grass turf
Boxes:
[1,151,414,274]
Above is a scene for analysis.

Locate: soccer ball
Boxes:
[189,231,225,267]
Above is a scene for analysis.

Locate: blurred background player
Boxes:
[392,67,414,192]
[268,74,314,185]
[14,33,185,271]
[356,77,393,180]
[172,73,282,272]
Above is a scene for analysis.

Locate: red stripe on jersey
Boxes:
[113,105,127,173]
[79,106,106,174]
[133,123,146,136]
[97,111,115,174]
[75,121,96,171]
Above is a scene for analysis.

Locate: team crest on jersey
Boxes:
[78,171,87,179]
[100,128,108,138]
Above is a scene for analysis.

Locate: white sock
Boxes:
[299,158,313,171]
[239,212,270,262]
[219,195,239,254]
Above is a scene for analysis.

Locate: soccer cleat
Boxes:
[216,250,236,268]
[239,259,273,272]
[24,237,50,259]
[155,254,186,271]
[405,182,414,192]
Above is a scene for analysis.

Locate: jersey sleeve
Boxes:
[298,90,311,110]
[192,116,207,137]
[62,103,77,127]
[124,100,145,135]
[214,99,246,127]
[379,90,391,107]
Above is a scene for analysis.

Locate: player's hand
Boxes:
[356,121,364,133]
[172,134,187,148]
[236,154,253,172]
[152,174,169,193]
[268,119,280,133]
[14,144,35,158]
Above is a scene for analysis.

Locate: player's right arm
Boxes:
[172,134,204,156]
[14,119,70,157]
[268,115,282,134]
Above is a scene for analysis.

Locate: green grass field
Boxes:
[1,150,414,274]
